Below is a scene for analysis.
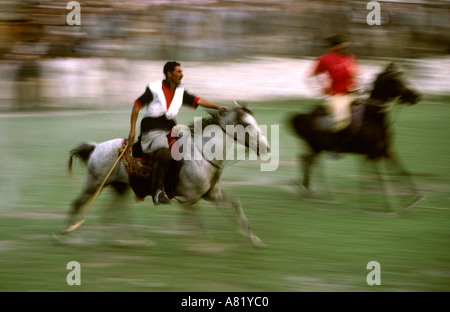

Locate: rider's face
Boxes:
[168,66,183,85]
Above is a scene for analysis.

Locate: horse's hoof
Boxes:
[253,241,268,249]
[299,185,314,197]
[249,234,267,249]
[61,219,85,234]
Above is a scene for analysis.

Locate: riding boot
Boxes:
[151,147,171,205]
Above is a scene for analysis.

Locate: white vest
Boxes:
[145,81,185,120]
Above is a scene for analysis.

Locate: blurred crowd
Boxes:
[0,0,448,110]
[1,0,448,60]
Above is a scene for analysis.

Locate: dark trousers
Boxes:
[151,147,171,195]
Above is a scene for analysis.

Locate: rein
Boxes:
[364,96,403,129]
[192,115,244,170]
[192,118,227,170]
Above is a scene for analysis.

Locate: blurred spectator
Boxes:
[1,0,448,62]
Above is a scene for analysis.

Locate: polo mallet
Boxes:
[63,144,128,233]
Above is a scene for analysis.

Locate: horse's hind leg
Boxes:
[99,183,151,247]
[101,182,128,224]
[299,152,334,199]
[300,152,317,192]
[65,185,96,230]
[64,173,102,232]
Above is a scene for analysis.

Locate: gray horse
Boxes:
[64,105,270,248]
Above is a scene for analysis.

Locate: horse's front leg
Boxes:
[359,157,394,214]
[383,155,424,210]
[300,152,320,192]
[204,187,266,249]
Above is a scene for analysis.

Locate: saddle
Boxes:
[120,139,182,201]
[312,102,366,135]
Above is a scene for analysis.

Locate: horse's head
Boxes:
[214,101,270,156]
[370,63,421,105]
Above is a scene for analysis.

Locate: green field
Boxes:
[0,96,449,292]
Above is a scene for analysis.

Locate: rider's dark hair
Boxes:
[327,35,346,47]
[163,61,181,79]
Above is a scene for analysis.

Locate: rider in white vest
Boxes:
[128,61,228,205]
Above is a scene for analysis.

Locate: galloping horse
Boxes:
[64,105,269,248]
[291,63,422,211]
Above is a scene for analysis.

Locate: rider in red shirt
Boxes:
[310,35,359,132]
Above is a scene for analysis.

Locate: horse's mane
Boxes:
[187,106,253,135]
[187,111,222,134]
[369,63,404,101]
[375,63,404,84]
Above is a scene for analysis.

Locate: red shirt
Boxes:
[313,51,357,95]
[162,81,174,110]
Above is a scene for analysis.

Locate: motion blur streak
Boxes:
[0,0,449,292]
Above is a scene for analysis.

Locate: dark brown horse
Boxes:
[291,63,423,213]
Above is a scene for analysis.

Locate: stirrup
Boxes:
[153,189,171,205]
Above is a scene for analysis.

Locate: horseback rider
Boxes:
[310,35,360,132]
[127,61,228,205]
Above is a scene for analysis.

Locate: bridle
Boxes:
[198,109,254,170]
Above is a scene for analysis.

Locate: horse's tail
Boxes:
[68,142,97,174]
[290,113,310,138]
